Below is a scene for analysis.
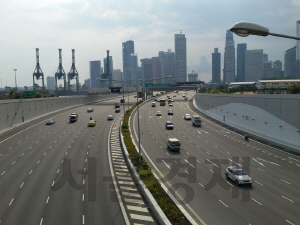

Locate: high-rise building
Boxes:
[130,54,138,86]
[245,49,263,81]
[236,43,247,82]
[212,48,221,84]
[284,46,297,78]
[122,40,134,83]
[263,54,268,62]
[89,60,101,88]
[141,58,153,82]
[159,49,175,84]
[264,61,272,69]
[152,57,160,84]
[46,76,55,90]
[273,60,282,70]
[103,56,113,76]
[223,30,235,84]
[175,32,187,83]
[84,78,90,88]
[296,20,300,78]
[113,69,122,84]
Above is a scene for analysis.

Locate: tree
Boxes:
[288,84,300,94]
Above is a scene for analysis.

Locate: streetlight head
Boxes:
[230,22,269,37]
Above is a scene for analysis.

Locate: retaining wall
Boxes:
[194,93,300,152]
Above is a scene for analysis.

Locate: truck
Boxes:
[192,115,201,127]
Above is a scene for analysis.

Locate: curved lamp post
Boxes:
[230,22,300,41]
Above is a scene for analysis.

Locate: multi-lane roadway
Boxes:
[131,91,300,225]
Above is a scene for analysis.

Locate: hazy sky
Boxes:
[1,0,300,87]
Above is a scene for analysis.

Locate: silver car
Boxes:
[46,118,55,125]
[225,166,252,186]
[184,114,192,120]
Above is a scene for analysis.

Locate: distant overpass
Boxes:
[147,81,204,91]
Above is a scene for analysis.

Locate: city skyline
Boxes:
[1,0,300,87]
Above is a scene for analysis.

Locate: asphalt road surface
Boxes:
[131,91,300,225]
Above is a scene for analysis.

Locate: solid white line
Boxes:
[83,215,85,224]
[9,198,14,206]
[286,220,295,225]
[251,198,262,205]
[219,200,228,207]
[281,179,291,185]
[282,196,294,203]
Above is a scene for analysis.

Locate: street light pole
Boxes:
[13,69,17,94]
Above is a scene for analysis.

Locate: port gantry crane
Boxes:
[67,49,79,93]
[33,48,45,92]
[55,49,66,91]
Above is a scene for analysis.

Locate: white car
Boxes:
[225,166,252,186]
[173,95,176,97]
[107,115,114,120]
[168,103,173,107]
[184,114,192,120]
[87,108,93,112]
[156,111,162,116]
[165,121,174,129]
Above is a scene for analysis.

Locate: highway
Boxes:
[0,97,127,225]
[131,91,300,225]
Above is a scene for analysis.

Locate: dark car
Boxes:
[166,121,174,129]
[168,109,173,115]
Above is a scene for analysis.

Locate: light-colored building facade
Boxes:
[223,30,235,84]
[284,46,297,78]
[46,76,55,90]
[175,33,187,83]
[159,49,175,85]
[130,54,138,86]
[245,49,263,81]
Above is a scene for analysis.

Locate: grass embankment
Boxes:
[121,101,191,225]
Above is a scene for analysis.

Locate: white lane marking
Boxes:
[282,196,294,203]
[288,157,300,162]
[228,159,242,167]
[184,159,195,168]
[29,170,33,174]
[227,181,234,187]
[37,160,40,164]
[9,198,14,206]
[29,147,32,149]
[82,194,84,202]
[12,161,16,165]
[65,152,68,155]
[40,218,43,225]
[197,160,201,164]
[36,141,39,144]
[18,141,21,144]
[1,171,6,176]
[225,151,230,154]
[57,169,60,174]
[219,200,228,207]
[52,181,55,186]
[83,179,85,185]
[256,158,280,166]
[69,146,71,148]
[281,179,291,185]
[196,145,200,148]
[44,152,47,156]
[162,160,171,169]
[186,152,190,155]
[49,146,52,149]
[206,159,219,168]
[83,215,85,224]
[20,182,24,188]
[286,220,295,225]
[0,154,2,157]
[214,145,218,148]
[206,152,210,155]
[252,158,265,167]
[199,183,205,188]
[197,130,201,134]
[46,196,49,203]
[251,198,262,205]
[254,180,264,186]
[9,147,12,150]
[209,169,214,173]
[257,168,265,172]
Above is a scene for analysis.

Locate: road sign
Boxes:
[24,91,36,98]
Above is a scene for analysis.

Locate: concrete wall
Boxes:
[0,94,120,131]
[194,93,300,152]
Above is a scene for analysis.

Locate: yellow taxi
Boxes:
[88,120,96,127]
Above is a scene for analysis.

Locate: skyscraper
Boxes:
[212,48,221,84]
[236,43,247,82]
[103,56,113,76]
[175,32,187,83]
[296,20,300,78]
[141,58,153,82]
[89,60,101,88]
[122,40,134,83]
[46,76,55,90]
[159,49,175,84]
[130,54,138,86]
[245,49,263,81]
[223,30,235,84]
[284,46,297,78]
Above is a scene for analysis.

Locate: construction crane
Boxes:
[55,49,66,91]
[33,48,45,92]
[67,49,79,93]
[101,50,112,87]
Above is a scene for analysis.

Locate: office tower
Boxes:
[113,69,122,84]
[152,57,160,84]
[223,30,235,84]
[263,54,268,62]
[122,40,134,83]
[130,54,138,86]
[46,76,55,90]
[103,56,113,76]
[89,60,101,88]
[264,61,272,69]
[141,58,153,82]
[245,49,263,81]
[188,72,198,82]
[84,78,90,88]
[212,48,221,84]
[284,46,297,78]
[273,60,282,70]
[159,49,175,84]
[296,20,300,78]
[175,32,187,83]
[236,43,247,82]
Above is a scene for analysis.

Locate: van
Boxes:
[192,115,201,127]
[166,138,181,151]
[151,102,156,107]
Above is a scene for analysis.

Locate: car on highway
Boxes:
[115,108,120,113]
[184,114,192,120]
[183,94,186,97]
[167,109,173,115]
[88,119,96,127]
[69,115,78,123]
[225,166,252,186]
[165,121,174,129]
[87,107,94,112]
[46,118,55,125]
[151,102,156,107]
[166,138,181,151]
[156,111,162,116]
[173,94,176,97]
[184,97,188,100]
[107,115,114,120]
[168,103,173,107]
[70,113,78,118]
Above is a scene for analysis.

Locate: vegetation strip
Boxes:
[121,99,191,225]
